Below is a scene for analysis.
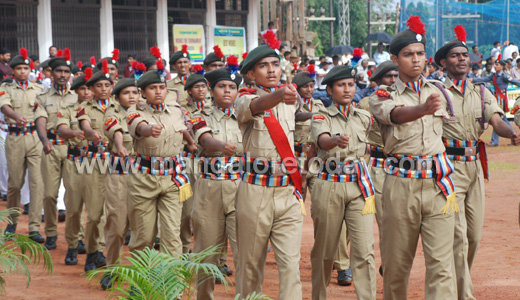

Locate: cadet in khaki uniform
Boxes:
[0,49,44,241]
[34,52,77,249]
[284,51,299,84]
[203,45,226,72]
[56,72,93,265]
[359,60,399,276]
[168,44,192,108]
[310,66,376,300]
[369,16,458,300]
[434,25,520,300]
[126,65,195,255]
[100,78,138,290]
[235,36,304,299]
[96,49,120,83]
[190,62,243,299]
[78,63,114,271]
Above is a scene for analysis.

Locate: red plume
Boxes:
[84,68,93,81]
[57,49,63,57]
[181,44,188,54]
[213,45,224,59]
[64,48,71,62]
[293,63,298,71]
[150,46,161,59]
[191,64,203,72]
[156,59,164,71]
[406,15,426,35]
[353,48,363,58]
[367,70,373,77]
[102,59,108,74]
[262,30,281,50]
[20,48,28,60]
[135,62,146,71]
[453,25,466,43]
[90,56,96,67]
[242,52,248,60]
[226,55,239,66]
[111,49,120,62]
[429,57,433,63]
[307,64,315,74]
[498,54,502,60]
[131,61,139,69]
[77,61,83,69]
[29,58,34,70]
[37,73,42,80]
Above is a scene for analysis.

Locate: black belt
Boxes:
[47,131,57,140]
[110,156,128,173]
[323,161,357,175]
[370,148,386,159]
[388,157,436,171]
[8,125,36,133]
[67,147,84,157]
[87,145,107,153]
[294,145,304,153]
[445,146,479,156]
[245,161,287,176]
[139,156,176,170]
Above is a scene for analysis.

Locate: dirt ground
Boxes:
[2,128,520,299]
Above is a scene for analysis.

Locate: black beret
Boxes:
[292,72,314,89]
[370,61,398,82]
[86,71,113,86]
[322,65,357,86]
[40,59,50,69]
[389,29,427,56]
[184,74,207,90]
[71,75,87,90]
[496,60,506,66]
[9,55,31,68]
[81,63,98,72]
[48,57,72,70]
[434,40,468,66]
[143,57,157,70]
[204,52,225,66]
[137,70,167,89]
[204,67,242,89]
[71,65,81,74]
[112,78,137,96]
[170,50,190,65]
[240,45,280,75]
[96,57,119,69]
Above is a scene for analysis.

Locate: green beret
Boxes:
[170,50,190,65]
[137,70,167,89]
[184,74,207,90]
[370,61,398,82]
[203,52,225,66]
[389,29,427,56]
[111,78,137,96]
[81,64,98,72]
[240,45,279,75]
[496,60,506,66]
[40,59,50,69]
[143,57,157,70]
[9,55,31,68]
[434,40,467,66]
[72,65,82,75]
[322,65,357,86]
[71,75,87,90]
[292,72,314,89]
[48,57,72,70]
[96,57,119,69]
[204,67,242,89]
[86,71,113,86]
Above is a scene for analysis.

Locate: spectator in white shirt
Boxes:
[312,62,332,105]
[373,42,391,65]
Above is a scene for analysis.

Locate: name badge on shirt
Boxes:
[91,118,97,122]
[213,129,221,134]
[264,112,271,117]
[45,103,53,107]
[332,133,341,137]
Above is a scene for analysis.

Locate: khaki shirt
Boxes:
[311,104,371,160]
[369,77,452,156]
[442,79,503,141]
[127,102,186,157]
[166,77,187,108]
[192,106,244,157]
[235,87,298,159]
[77,98,114,144]
[35,85,77,130]
[513,98,520,127]
[295,98,324,144]
[285,64,295,84]
[0,82,43,123]
[56,101,88,147]
[184,95,213,119]
[104,103,134,155]
[359,95,384,148]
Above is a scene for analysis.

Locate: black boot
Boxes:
[58,210,66,222]
[65,248,78,265]
[5,223,17,234]
[95,251,106,268]
[44,235,57,250]
[100,274,114,290]
[153,237,160,249]
[85,252,97,272]
[77,240,86,254]
[29,231,45,243]
[337,268,352,286]
[23,204,29,215]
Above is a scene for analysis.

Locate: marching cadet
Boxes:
[434,25,520,300]
[56,71,93,265]
[190,57,243,299]
[203,45,226,72]
[35,49,77,250]
[78,61,114,271]
[0,48,44,242]
[284,51,299,84]
[234,31,304,300]
[359,60,399,276]
[100,78,138,290]
[185,73,211,114]
[369,16,458,300]
[71,61,84,78]
[96,49,120,83]
[168,44,192,108]
[126,62,195,255]
[310,65,376,300]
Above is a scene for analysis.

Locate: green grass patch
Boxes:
[488,161,519,171]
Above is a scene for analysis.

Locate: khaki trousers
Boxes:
[310,180,376,300]
[83,158,106,254]
[193,178,239,300]
[41,144,68,237]
[63,158,87,248]
[128,173,183,255]
[452,160,484,300]
[180,163,196,254]
[370,165,385,267]
[5,134,43,232]
[235,182,303,300]
[382,175,456,300]
[333,222,350,271]
[104,173,129,265]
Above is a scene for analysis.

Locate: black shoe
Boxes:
[337,268,352,286]
[215,276,222,284]
[77,240,86,254]
[5,223,16,234]
[85,252,97,272]
[379,265,383,277]
[44,235,57,250]
[41,215,44,222]
[29,231,45,243]
[219,264,233,276]
[58,210,66,222]
[153,237,160,250]
[0,194,6,201]
[100,274,114,290]
[65,248,78,265]
[23,204,29,215]
[124,234,130,246]
[95,251,106,268]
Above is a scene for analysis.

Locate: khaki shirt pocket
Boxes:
[251,118,272,150]
[392,121,418,140]
[433,111,444,135]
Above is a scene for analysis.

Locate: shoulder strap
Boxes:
[432,81,456,121]
[493,75,509,112]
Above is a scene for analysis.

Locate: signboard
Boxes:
[214,26,246,60]
[173,24,205,64]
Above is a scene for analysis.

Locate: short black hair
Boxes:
[430,62,440,70]
[268,21,275,27]
[332,55,339,60]
[304,58,310,63]
[471,64,480,70]
[128,53,137,59]
[49,45,57,50]
[299,62,305,67]
[472,45,478,50]
[319,56,326,61]
[309,59,315,65]
[29,55,39,62]
[0,47,10,55]
[494,41,500,46]
[284,51,291,58]
[517,58,520,64]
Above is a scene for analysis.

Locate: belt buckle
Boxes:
[302,144,310,153]
[418,159,432,171]
[342,164,354,175]
[465,147,475,156]
[97,145,106,153]
[271,163,286,177]
[21,126,29,133]
[153,158,162,170]
[222,162,234,173]
[80,148,87,157]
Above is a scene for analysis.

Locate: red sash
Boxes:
[477,139,489,181]
[493,76,509,112]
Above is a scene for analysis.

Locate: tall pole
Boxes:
[367,0,371,56]
[330,0,334,48]
[506,0,510,41]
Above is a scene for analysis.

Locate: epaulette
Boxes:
[238,87,257,97]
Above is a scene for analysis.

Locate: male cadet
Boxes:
[369,16,458,300]
[203,45,226,72]
[0,48,44,242]
[34,49,77,249]
[284,51,299,84]
[168,44,192,108]
[472,56,520,146]
[96,49,120,82]
[235,30,304,300]
[358,60,398,276]
[434,25,520,300]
